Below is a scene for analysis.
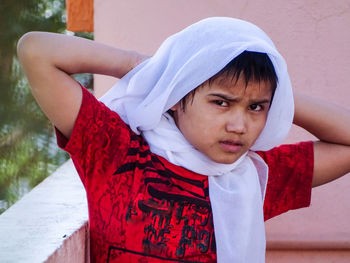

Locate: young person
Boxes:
[17,17,350,263]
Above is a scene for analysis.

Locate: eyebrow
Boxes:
[208,93,271,104]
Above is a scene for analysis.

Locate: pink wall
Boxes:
[93,0,350,261]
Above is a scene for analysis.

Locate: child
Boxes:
[17,17,350,263]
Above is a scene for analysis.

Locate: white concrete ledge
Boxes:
[0,160,88,263]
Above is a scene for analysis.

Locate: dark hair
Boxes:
[179,51,278,111]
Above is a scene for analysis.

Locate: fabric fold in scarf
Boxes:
[99,17,294,262]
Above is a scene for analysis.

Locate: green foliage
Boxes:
[0,0,92,214]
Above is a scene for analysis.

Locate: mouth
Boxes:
[219,140,243,153]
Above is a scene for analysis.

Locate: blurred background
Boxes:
[0,0,92,214]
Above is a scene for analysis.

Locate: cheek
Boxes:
[177,110,214,144]
[251,116,268,140]
[176,112,197,139]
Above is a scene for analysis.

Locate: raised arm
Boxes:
[17,32,145,138]
[293,92,350,187]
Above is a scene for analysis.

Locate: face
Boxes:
[171,76,273,164]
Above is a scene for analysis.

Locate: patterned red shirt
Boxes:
[56,87,313,263]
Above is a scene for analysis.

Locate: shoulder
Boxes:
[57,85,131,148]
[257,141,314,170]
[56,85,138,183]
[261,141,314,220]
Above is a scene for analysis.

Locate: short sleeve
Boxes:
[258,141,314,221]
[55,85,132,186]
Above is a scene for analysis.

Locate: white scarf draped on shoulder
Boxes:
[99,17,294,263]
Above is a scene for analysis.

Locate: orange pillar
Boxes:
[66,0,94,32]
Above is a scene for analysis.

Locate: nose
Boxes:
[225,111,247,134]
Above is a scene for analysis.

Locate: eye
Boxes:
[213,100,229,107]
[249,104,263,111]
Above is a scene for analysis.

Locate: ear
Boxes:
[170,102,180,111]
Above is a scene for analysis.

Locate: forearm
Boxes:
[293,92,350,187]
[293,92,350,146]
[17,31,142,78]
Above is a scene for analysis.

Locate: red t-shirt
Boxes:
[57,87,313,263]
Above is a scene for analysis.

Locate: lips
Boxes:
[219,140,243,153]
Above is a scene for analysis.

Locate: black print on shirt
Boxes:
[108,143,216,261]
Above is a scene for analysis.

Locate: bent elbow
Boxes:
[17,32,43,65]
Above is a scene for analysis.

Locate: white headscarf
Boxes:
[100,17,294,262]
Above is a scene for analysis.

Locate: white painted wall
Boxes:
[0,160,88,263]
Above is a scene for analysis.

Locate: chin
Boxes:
[210,155,241,164]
